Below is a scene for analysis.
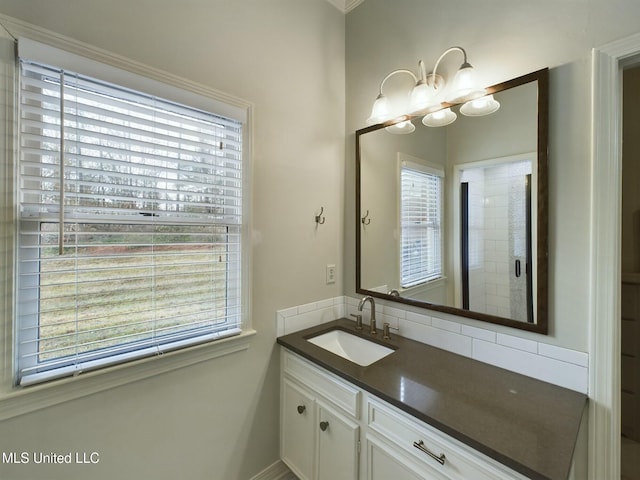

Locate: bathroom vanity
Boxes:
[277,318,587,480]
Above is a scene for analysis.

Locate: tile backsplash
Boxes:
[276,295,589,394]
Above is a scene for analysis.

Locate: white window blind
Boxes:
[400,161,443,288]
[16,58,244,386]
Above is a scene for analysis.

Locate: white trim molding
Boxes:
[324,0,366,13]
[0,330,256,421]
[0,14,252,113]
[589,31,640,480]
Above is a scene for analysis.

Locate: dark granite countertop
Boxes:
[277,318,587,480]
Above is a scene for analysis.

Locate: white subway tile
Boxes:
[277,296,590,393]
[318,306,341,324]
[276,313,285,337]
[283,312,316,335]
[399,319,472,357]
[278,306,299,318]
[406,310,432,326]
[379,312,399,329]
[299,301,320,314]
[472,339,588,393]
[346,296,360,307]
[383,304,407,320]
[431,317,462,334]
[333,295,346,306]
[316,298,334,310]
[461,324,496,343]
[538,343,589,367]
[497,333,538,354]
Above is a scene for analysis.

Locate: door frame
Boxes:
[590,32,640,480]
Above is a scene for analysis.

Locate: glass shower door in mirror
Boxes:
[457,155,536,323]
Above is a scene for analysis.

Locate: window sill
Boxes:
[401,276,447,294]
[0,328,256,421]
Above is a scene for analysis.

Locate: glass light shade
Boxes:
[409,81,434,114]
[422,108,457,127]
[460,94,501,117]
[367,94,392,125]
[447,64,484,104]
[385,120,415,134]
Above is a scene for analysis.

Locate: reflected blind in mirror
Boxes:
[400,162,443,288]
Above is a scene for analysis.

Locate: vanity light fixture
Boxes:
[384,120,416,134]
[437,47,485,104]
[422,107,457,127]
[366,46,499,133]
[459,94,501,116]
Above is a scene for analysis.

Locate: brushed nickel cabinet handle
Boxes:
[413,440,446,465]
[297,405,306,414]
[319,421,329,431]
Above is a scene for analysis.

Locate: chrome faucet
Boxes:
[358,296,377,334]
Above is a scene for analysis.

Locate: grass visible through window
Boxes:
[36,223,231,361]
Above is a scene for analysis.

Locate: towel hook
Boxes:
[315,206,326,225]
[361,210,371,225]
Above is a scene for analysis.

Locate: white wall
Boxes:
[0,1,345,479]
[346,0,640,352]
[359,124,445,297]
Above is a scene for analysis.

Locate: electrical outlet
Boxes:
[326,264,336,284]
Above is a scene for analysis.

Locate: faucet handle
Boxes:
[350,313,363,330]
[382,322,399,340]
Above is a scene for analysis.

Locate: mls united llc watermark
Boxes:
[2,451,100,465]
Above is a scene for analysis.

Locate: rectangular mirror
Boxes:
[356,68,548,334]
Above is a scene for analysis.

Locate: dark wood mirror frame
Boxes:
[356,68,549,334]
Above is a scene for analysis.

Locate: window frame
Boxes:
[398,154,444,290]
[0,30,253,419]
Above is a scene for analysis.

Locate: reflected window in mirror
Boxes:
[400,158,444,290]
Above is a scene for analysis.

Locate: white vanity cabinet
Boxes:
[365,398,529,480]
[281,379,316,479]
[366,435,439,480]
[281,351,361,480]
[281,350,532,480]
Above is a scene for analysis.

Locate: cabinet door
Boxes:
[282,379,315,480]
[366,436,447,480]
[317,402,360,480]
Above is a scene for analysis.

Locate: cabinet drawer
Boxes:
[283,350,361,419]
[367,398,527,480]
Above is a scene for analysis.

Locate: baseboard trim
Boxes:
[250,460,295,480]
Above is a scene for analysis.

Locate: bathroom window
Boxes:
[400,161,443,288]
[15,53,245,386]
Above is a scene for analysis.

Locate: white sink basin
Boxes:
[307,329,395,366]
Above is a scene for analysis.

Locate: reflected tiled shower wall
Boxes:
[460,159,532,322]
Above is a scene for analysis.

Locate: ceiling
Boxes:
[325,0,365,13]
